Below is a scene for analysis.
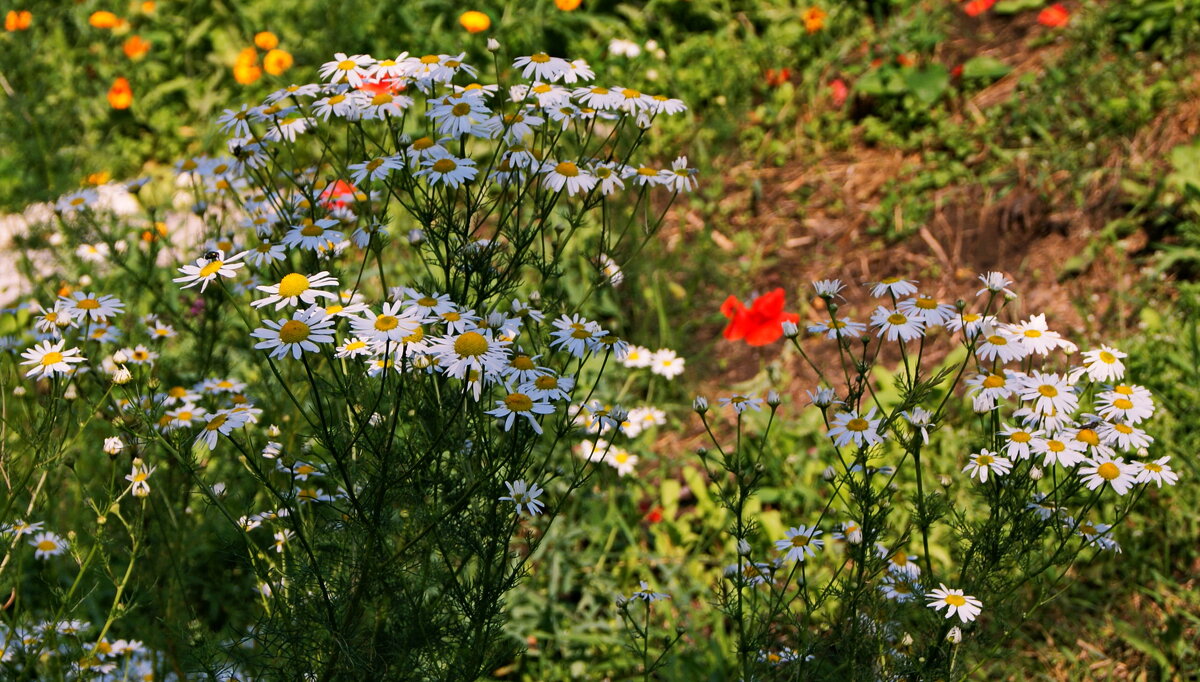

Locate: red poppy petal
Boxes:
[745,323,783,346]
[720,295,745,320]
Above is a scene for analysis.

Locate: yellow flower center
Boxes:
[1112,398,1134,410]
[403,327,424,343]
[509,355,535,371]
[1114,385,1133,395]
[915,297,938,310]
[206,414,227,430]
[621,88,641,98]
[374,315,400,331]
[1144,462,1162,473]
[505,393,534,411]
[1097,462,1121,480]
[77,298,100,310]
[454,331,488,357]
[1099,351,1116,363]
[37,540,57,552]
[1047,440,1065,452]
[790,535,810,547]
[431,159,457,173]
[41,352,63,366]
[412,136,434,150]
[846,418,869,432]
[1037,385,1058,398]
[337,59,356,70]
[976,454,994,466]
[982,374,1005,389]
[555,161,579,177]
[277,273,310,298]
[442,311,461,322]
[371,93,393,106]
[451,102,472,116]
[278,320,311,344]
[534,375,558,390]
[1024,329,1042,338]
[887,313,908,325]
[530,53,551,63]
[420,54,440,64]
[1114,423,1133,434]
[987,335,1006,345]
[637,167,657,176]
[944,594,966,607]
[301,222,324,237]
[1010,431,1031,443]
[169,386,186,398]
[1076,429,1100,446]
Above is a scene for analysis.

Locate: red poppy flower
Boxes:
[358,77,406,96]
[963,0,996,17]
[830,78,849,107]
[950,64,964,79]
[320,179,358,209]
[1038,3,1069,27]
[721,288,799,346]
[764,67,792,88]
[644,506,664,524]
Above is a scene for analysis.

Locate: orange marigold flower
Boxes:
[555,0,583,9]
[123,35,150,59]
[85,171,111,186]
[254,30,278,50]
[89,10,120,28]
[107,77,132,109]
[5,10,32,31]
[263,48,293,75]
[459,10,490,33]
[1037,3,1069,27]
[141,1,156,13]
[235,46,258,68]
[802,7,826,33]
[233,63,262,85]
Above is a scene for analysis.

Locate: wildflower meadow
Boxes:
[2,1,1199,680]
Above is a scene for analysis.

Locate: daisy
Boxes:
[833,520,863,544]
[541,160,597,196]
[606,446,639,476]
[1080,346,1126,383]
[312,91,360,120]
[720,394,764,415]
[58,291,124,322]
[427,95,492,137]
[520,373,574,402]
[263,115,315,143]
[499,480,545,516]
[173,250,245,292]
[512,53,572,82]
[649,348,685,379]
[774,525,824,562]
[1033,435,1087,467]
[926,584,983,623]
[591,162,632,195]
[195,409,251,450]
[487,391,555,434]
[30,532,67,560]
[251,307,336,359]
[661,156,698,193]
[962,449,1012,482]
[897,295,957,326]
[123,345,157,365]
[281,218,345,252]
[417,156,478,188]
[241,240,287,267]
[252,271,339,310]
[319,52,375,86]
[1096,421,1153,450]
[976,271,1015,297]
[879,575,919,603]
[725,561,776,587]
[335,337,374,358]
[811,279,845,298]
[347,155,404,185]
[975,327,1027,364]
[827,408,884,448]
[1136,456,1178,487]
[1009,314,1072,356]
[20,341,86,379]
[149,320,177,339]
[999,423,1040,460]
[878,545,921,579]
[869,277,918,299]
[621,345,654,368]
[436,307,481,334]
[1018,371,1079,417]
[945,311,992,337]
[870,307,925,342]
[549,314,603,357]
[124,461,156,497]
[629,581,671,602]
[631,164,666,186]
[273,529,294,553]
[1070,519,1120,552]
[351,302,424,347]
[1095,387,1155,424]
[965,372,1013,412]
[1078,456,1139,495]
[5,520,44,537]
[650,94,687,115]
[429,328,510,381]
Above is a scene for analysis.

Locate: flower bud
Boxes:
[781,321,799,339]
[693,396,708,413]
[407,228,425,245]
[13,385,26,397]
[609,405,629,424]
[63,385,78,400]
[901,633,914,647]
[112,366,132,385]
[946,626,962,644]
[822,465,837,481]
[113,350,129,364]
[766,390,782,407]
[737,538,751,556]
[267,424,281,437]
[103,437,124,456]
[1030,466,1044,481]
[487,38,500,52]
[938,474,952,488]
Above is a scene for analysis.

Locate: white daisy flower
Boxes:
[351,301,424,347]
[720,394,764,415]
[962,449,1012,482]
[827,408,884,449]
[1017,371,1079,417]
[897,295,957,326]
[1079,456,1139,495]
[1096,420,1153,450]
[124,461,157,497]
[429,329,510,381]
[30,532,67,560]
[606,446,639,476]
[252,271,340,310]
[541,160,597,196]
[1080,345,1126,383]
[1095,386,1155,424]
[975,326,1027,364]
[499,479,545,516]
[774,525,824,563]
[195,409,251,450]
[926,584,982,623]
[520,373,574,402]
[999,423,1040,460]
[660,156,698,193]
[649,348,685,379]
[975,271,1015,297]
[869,277,919,298]
[173,250,245,292]
[1136,456,1177,487]
[512,53,572,82]
[251,307,337,359]
[417,155,478,188]
[487,391,555,434]
[870,307,925,342]
[1032,435,1087,468]
[318,52,375,86]
[20,341,86,379]
[58,291,125,322]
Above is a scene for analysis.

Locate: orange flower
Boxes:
[235,46,258,68]
[123,35,150,60]
[88,10,120,28]
[963,0,996,17]
[829,78,849,107]
[555,0,583,9]
[764,68,791,88]
[234,63,262,85]
[85,171,111,186]
[140,1,156,13]
[458,10,490,33]
[5,10,32,31]
[254,31,278,50]
[802,7,826,33]
[263,48,293,75]
[107,77,132,109]
[1037,3,1069,27]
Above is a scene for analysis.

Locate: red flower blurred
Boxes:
[320,179,358,209]
[644,506,664,524]
[358,77,406,96]
[950,64,964,79]
[1038,3,1069,27]
[963,0,996,17]
[720,288,799,346]
[830,78,848,107]
[764,67,792,87]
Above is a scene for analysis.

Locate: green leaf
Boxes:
[994,0,1045,14]
[904,65,950,105]
[961,56,1012,81]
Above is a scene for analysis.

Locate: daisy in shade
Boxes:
[319,53,375,87]
[1095,386,1155,424]
[521,373,574,402]
[512,53,572,81]
[30,532,67,560]
[253,271,340,310]
[1079,346,1126,383]
[251,307,336,360]
[926,584,983,623]
[487,391,555,434]
[1096,421,1153,450]
[281,218,345,252]
[124,461,156,497]
[870,307,925,342]
[429,328,510,381]
[1069,518,1121,552]
[427,94,492,137]
[499,480,545,516]
[1078,456,1139,495]
[417,155,478,188]
[877,545,920,579]
[965,371,1013,412]
[1136,456,1178,487]
[241,240,286,267]
[897,295,956,326]
[869,277,918,299]
[195,409,252,450]
[21,341,86,379]
[661,156,698,193]
[827,408,884,448]
[1018,371,1079,417]
[335,337,373,358]
[807,318,867,340]
[541,160,597,196]
[348,155,404,185]
[351,302,423,347]
[879,575,919,603]
[550,314,603,358]
[58,291,124,322]
[174,250,245,292]
[775,525,824,562]
[963,448,1012,482]
[975,326,1027,364]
